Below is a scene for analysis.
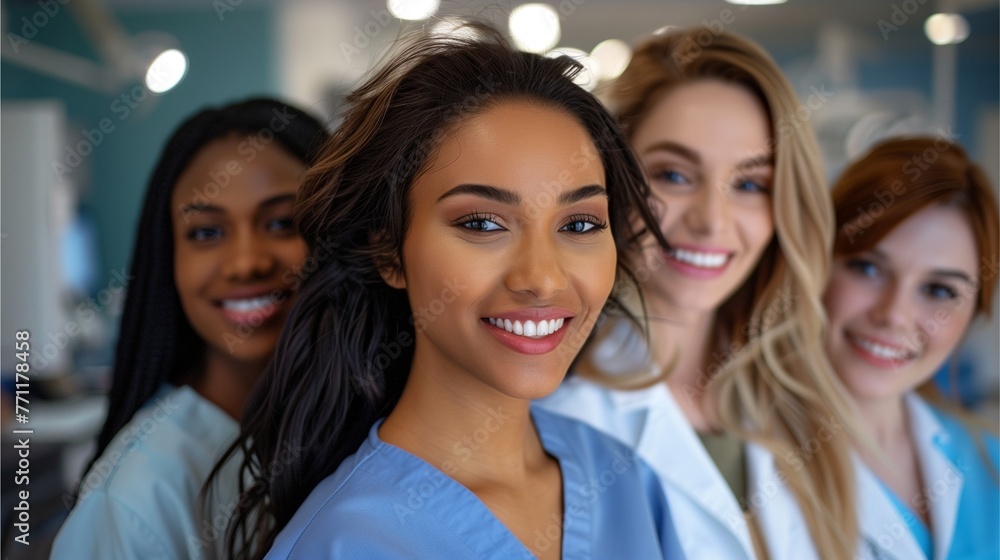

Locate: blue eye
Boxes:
[652,169,688,184]
[847,258,879,278]
[458,213,504,232]
[734,178,769,194]
[561,215,608,234]
[924,283,959,301]
[187,227,222,242]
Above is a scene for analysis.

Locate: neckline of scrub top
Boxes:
[875,477,933,559]
[364,406,588,559]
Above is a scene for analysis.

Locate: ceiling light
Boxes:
[590,39,631,81]
[509,4,560,54]
[388,0,439,21]
[924,13,970,45]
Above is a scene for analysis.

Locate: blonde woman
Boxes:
[539,28,860,559]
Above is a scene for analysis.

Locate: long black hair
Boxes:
[217,24,670,559]
[81,98,328,493]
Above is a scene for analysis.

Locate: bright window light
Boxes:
[509,4,560,54]
[144,49,187,94]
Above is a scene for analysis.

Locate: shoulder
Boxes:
[80,386,238,498]
[66,386,239,552]
[52,487,173,559]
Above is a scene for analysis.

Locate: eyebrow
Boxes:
[736,153,774,170]
[436,184,607,205]
[178,193,296,216]
[867,249,977,285]
[643,141,699,164]
[645,141,774,171]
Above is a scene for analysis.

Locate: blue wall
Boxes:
[2,4,278,289]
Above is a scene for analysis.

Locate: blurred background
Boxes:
[1,0,997,556]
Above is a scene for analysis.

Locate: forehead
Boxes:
[413,101,605,201]
[171,135,306,207]
[632,79,771,156]
[867,204,978,276]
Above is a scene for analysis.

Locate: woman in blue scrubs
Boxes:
[50,99,328,559]
[215,24,684,560]
[823,137,999,559]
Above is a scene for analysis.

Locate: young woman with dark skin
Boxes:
[50,99,327,560]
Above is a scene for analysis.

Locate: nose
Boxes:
[683,179,731,237]
[503,234,569,300]
[868,279,914,331]
[221,227,277,281]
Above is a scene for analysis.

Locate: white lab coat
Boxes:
[536,316,826,560]
[759,393,993,560]
[539,376,755,559]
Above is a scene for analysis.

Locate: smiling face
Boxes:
[382,101,615,400]
[824,204,980,403]
[629,79,775,315]
[171,135,308,365]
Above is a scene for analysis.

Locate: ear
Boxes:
[379,263,406,290]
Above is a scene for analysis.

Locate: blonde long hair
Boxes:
[589,28,862,558]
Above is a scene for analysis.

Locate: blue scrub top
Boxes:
[265,406,684,559]
[930,407,999,560]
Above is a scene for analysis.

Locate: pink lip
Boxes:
[481,315,573,355]
[662,244,733,280]
[846,333,913,369]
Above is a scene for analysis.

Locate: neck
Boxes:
[645,298,718,431]
[189,349,269,420]
[854,393,911,448]
[379,354,545,489]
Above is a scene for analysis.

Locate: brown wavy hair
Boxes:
[832,136,999,436]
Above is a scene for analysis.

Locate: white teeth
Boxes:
[672,249,728,269]
[853,335,911,360]
[488,317,568,338]
[222,296,274,312]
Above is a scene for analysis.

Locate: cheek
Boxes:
[823,275,868,329]
[740,207,774,251]
[573,240,618,306]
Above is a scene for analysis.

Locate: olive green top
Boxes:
[697,429,747,508]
